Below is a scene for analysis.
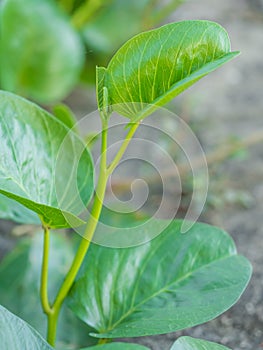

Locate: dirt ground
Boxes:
[133,0,263,349]
[0,0,262,349]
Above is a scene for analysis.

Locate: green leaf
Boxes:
[81,0,152,83]
[0,304,53,350]
[52,104,78,133]
[0,234,96,349]
[82,0,151,56]
[68,220,251,338]
[0,193,40,224]
[99,205,148,228]
[99,20,239,121]
[0,91,94,228]
[0,0,84,104]
[171,336,231,350]
[81,343,149,350]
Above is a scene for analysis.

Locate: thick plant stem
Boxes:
[40,226,52,315]
[47,310,59,346]
[45,121,139,346]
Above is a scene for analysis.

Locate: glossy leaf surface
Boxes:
[0,234,96,349]
[0,91,94,228]
[0,0,84,104]
[171,336,231,350]
[99,21,239,120]
[68,220,251,338]
[0,305,53,350]
[82,343,149,350]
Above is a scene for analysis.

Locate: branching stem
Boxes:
[42,118,139,346]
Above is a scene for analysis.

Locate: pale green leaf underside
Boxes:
[0,305,53,350]
[68,220,251,339]
[171,336,231,350]
[0,91,94,228]
[99,20,239,120]
[0,189,85,228]
[0,193,40,224]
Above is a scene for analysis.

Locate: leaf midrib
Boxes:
[131,51,236,123]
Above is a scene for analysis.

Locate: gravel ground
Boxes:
[0,0,262,349]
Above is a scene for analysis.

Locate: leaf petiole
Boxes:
[40,225,52,315]
[107,122,140,175]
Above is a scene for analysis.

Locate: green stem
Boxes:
[107,122,139,175]
[40,226,52,315]
[47,310,59,346]
[46,121,108,345]
[45,120,139,346]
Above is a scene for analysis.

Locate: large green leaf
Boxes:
[0,0,84,104]
[171,336,231,350]
[81,338,230,350]
[0,91,94,228]
[0,234,96,350]
[81,343,149,350]
[68,220,251,338]
[0,305,53,350]
[98,205,148,228]
[98,20,239,121]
